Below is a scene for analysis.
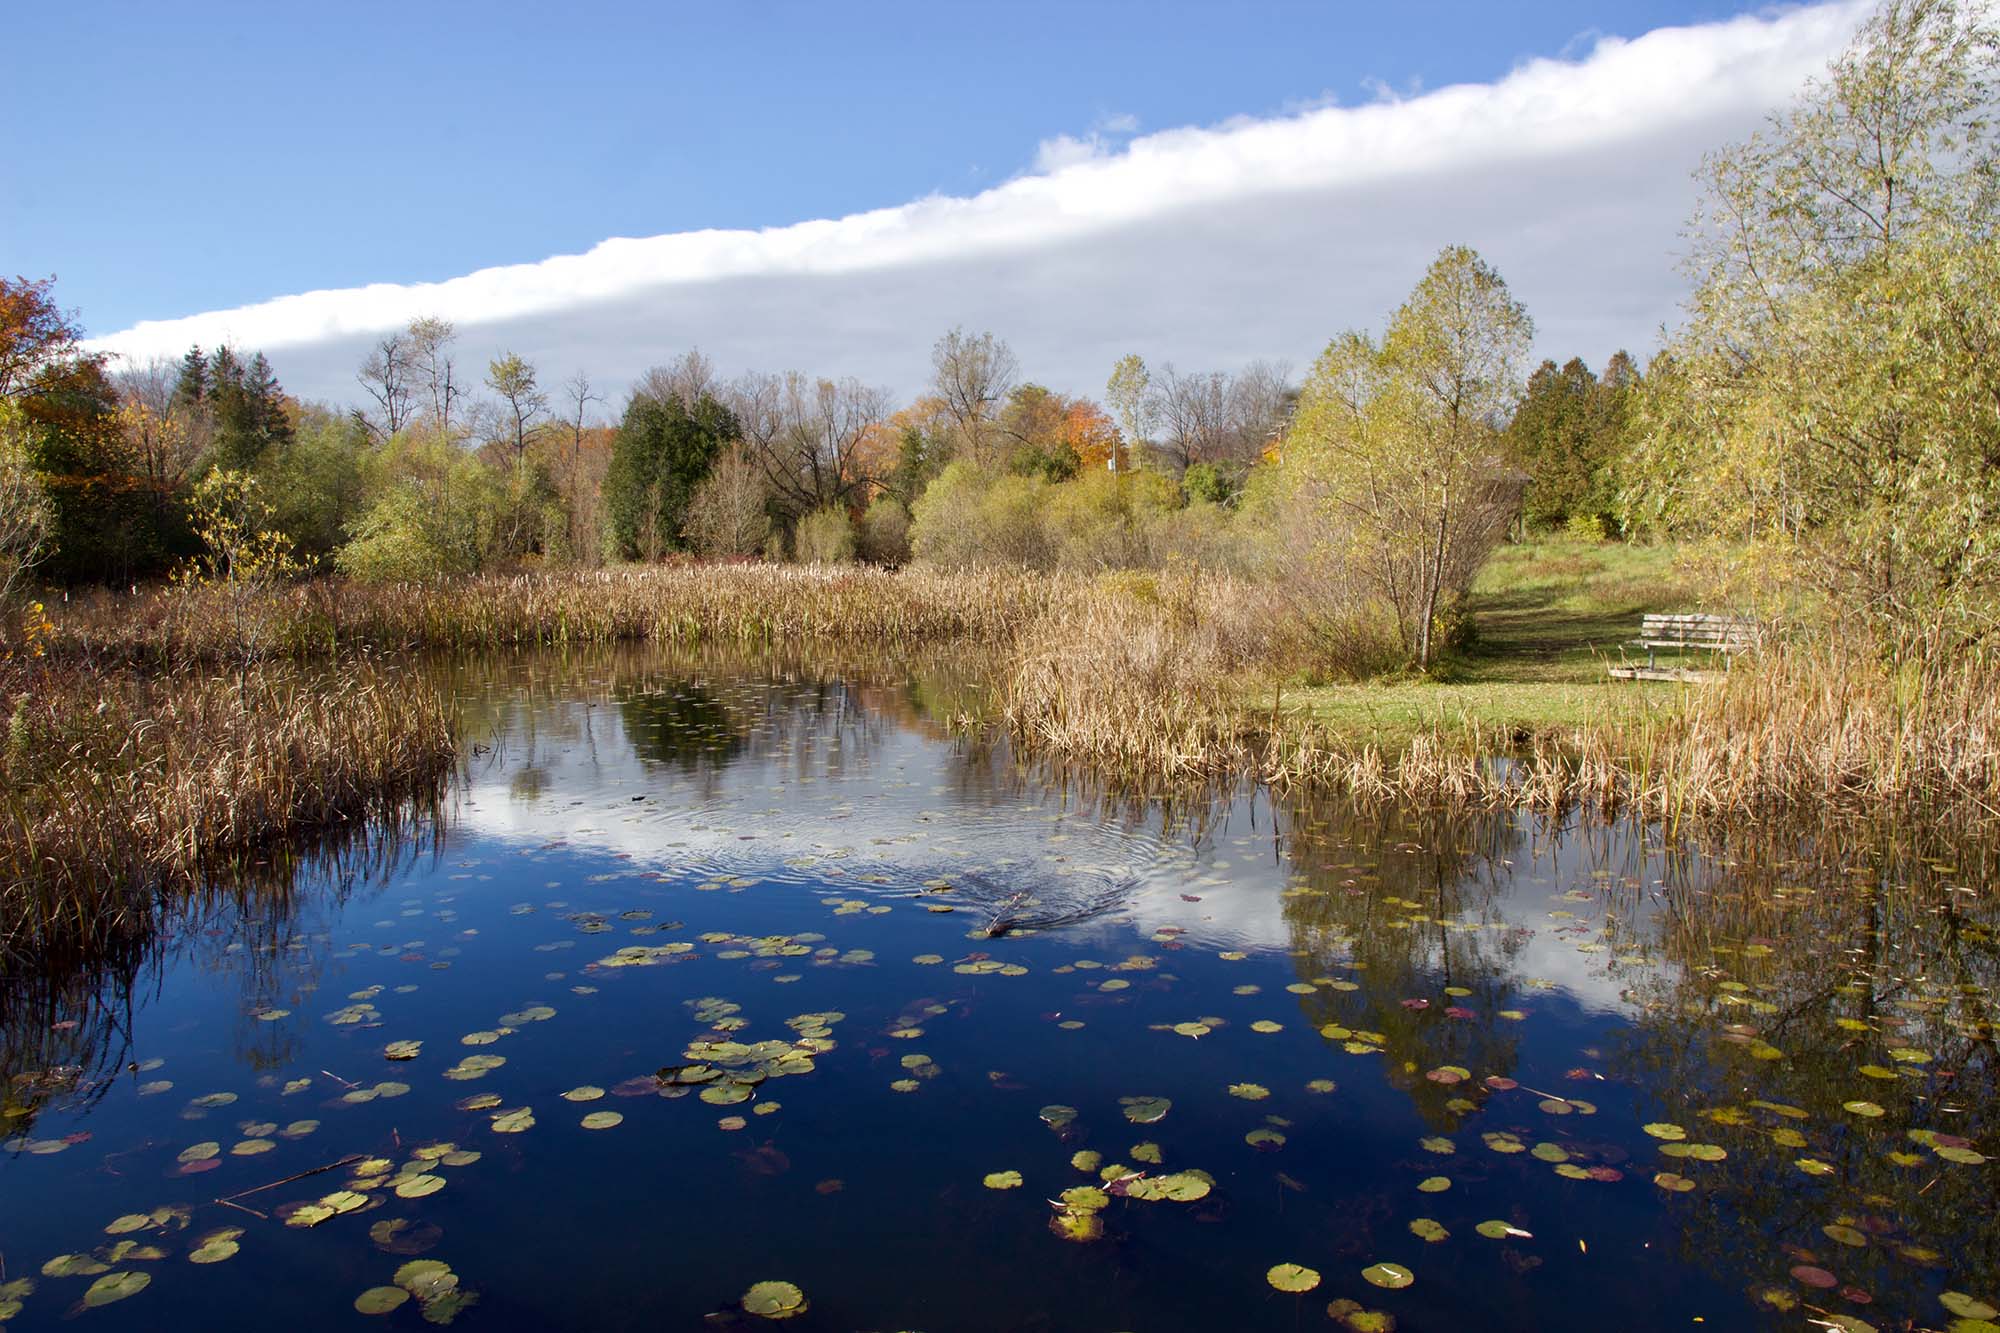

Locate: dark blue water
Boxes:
[1,651,1993,1332]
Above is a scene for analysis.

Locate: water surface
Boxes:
[2,648,1994,1331]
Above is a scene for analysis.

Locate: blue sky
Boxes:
[16,1,1766,334]
[21,2,1867,407]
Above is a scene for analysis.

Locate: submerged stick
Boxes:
[215,1152,365,1205]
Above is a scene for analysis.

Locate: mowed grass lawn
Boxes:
[1276,540,1709,746]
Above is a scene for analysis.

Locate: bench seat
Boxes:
[1615,613,1761,674]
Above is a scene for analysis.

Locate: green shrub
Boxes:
[858,497,911,565]
[794,506,857,565]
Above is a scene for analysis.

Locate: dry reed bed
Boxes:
[52,565,1092,662]
[38,562,2000,829]
[1,660,455,967]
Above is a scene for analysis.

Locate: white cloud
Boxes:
[85,2,1867,407]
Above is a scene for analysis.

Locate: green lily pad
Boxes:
[355,1286,411,1315]
[983,1170,1023,1189]
[41,1254,110,1278]
[1120,1096,1172,1124]
[743,1280,807,1319]
[1416,1176,1451,1193]
[1409,1218,1448,1242]
[188,1237,240,1264]
[1941,1293,1999,1321]
[82,1272,150,1307]
[1362,1262,1414,1289]
[395,1174,445,1199]
[1267,1263,1321,1293]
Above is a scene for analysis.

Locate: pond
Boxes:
[2,647,1994,1332]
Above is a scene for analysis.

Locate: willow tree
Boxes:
[1289,246,1531,669]
[1629,0,2000,653]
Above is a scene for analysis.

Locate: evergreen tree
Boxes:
[172,345,209,407]
[602,390,739,560]
[244,352,294,452]
[1502,353,1639,534]
[205,345,290,470]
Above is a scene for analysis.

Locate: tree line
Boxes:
[0,281,1642,584]
[0,0,1988,668]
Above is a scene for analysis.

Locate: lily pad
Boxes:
[82,1272,151,1307]
[355,1287,411,1315]
[1942,1293,1999,1321]
[1267,1263,1321,1293]
[1362,1262,1414,1289]
[983,1170,1023,1189]
[490,1108,535,1134]
[742,1280,807,1319]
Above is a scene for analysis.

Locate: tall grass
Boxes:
[0,659,454,970]
[50,565,1087,662]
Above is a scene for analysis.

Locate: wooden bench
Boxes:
[1608,614,1760,682]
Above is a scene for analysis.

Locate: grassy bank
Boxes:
[1279,540,1696,748]
[0,659,455,969]
[1002,542,2000,824]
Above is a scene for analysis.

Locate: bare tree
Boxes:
[1149,360,1294,473]
[635,348,719,409]
[929,327,1017,465]
[731,371,890,519]
[407,316,461,436]
[484,351,548,467]
[356,332,414,440]
[114,357,178,420]
[113,359,206,530]
[1227,359,1294,460]
[562,370,604,560]
[1151,364,1233,472]
[683,442,773,557]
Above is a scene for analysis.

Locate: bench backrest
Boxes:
[1639,613,1760,647]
